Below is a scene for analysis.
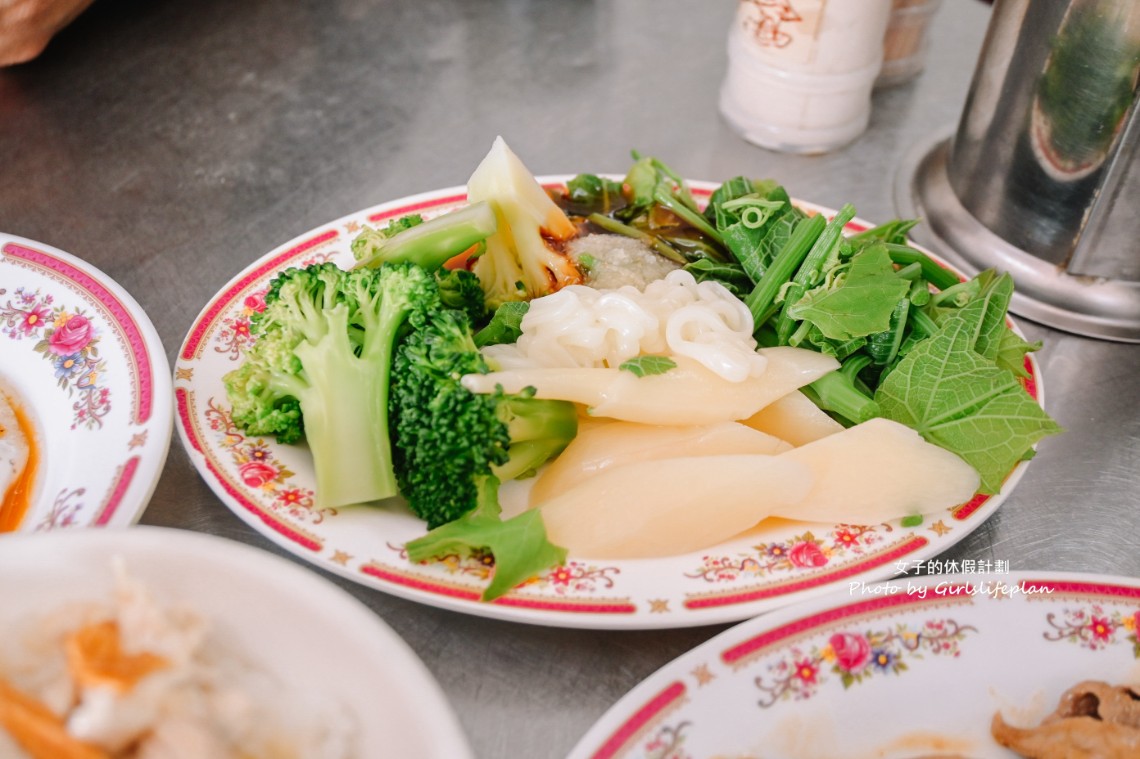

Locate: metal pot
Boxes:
[901,0,1140,341]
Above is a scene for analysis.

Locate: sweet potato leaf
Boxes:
[874,309,1061,494]
[786,244,910,341]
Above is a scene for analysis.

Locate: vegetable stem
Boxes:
[849,219,920,246]
[774,204,857,343]
[586,213,687,264]
[652,186,724,246]
[744,213,827,330]
[804,371,880,426]
[885,244,961,291]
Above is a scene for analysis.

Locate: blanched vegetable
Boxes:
[461,349,838,425]
[773,417,981,523]
[742,390,844,447]
[467,137,582,306]
[529,419,790,506]
[536,455,813,559]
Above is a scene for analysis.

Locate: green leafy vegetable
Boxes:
[404,476,568,601]
[566,173,624,213]
[619,355,677,377]
[715,184,804,283]
[786,243,910,341]
[875,305,1062,493]
[475,301,529,348]
[683,258,753,298]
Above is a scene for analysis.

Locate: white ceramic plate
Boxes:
[0,525,473,758]
[0,234,172,531]
[174,180,1045,630]
[569,571,1140,759]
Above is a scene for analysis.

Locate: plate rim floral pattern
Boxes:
[0,233,173,532]
[173,180,1046,630]
[568,571,1140,759]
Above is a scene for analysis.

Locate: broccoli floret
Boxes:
[223,261,438,509]
[352,203,498,270]
[389,307,578,529]
[436,268,487,327]
[466,137,583,307]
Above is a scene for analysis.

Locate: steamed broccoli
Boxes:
[436,267,488,327]
[351,202,498,270]
[352,208,492,326]
[223,261,437,509]
[389,306,578,529]
[466,136,583,307]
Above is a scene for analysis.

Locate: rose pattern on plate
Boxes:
[686,525,890,583]
[754,618,977,707]
[525,560,620,595]
[214,289,267,361]
[203,398,336,525]
[1043,603,1140,657]
[641,721,692,759]
[1,287,111,429]
[212,244,338,364]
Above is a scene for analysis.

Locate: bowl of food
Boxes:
[0,525,472,758]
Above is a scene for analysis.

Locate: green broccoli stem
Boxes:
[492,397,579,481]
[744,212,827,329]
[354,201,498,271]
[884,244,961,291]
[291,305,399,508]
[586,212,688,264]
[774,204,857,344]
[803,369,880,427]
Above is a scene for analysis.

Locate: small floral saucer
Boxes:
[0,233,172,531]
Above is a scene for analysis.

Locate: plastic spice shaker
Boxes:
[719,0,894,154]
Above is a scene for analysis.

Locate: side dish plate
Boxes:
[568,571,1140,758]
[0,234,172,531]
[174,180,1046,630]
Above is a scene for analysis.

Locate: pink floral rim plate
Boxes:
[0,233,172,532]
[174,180,1046,630]
[568,571,1140,759]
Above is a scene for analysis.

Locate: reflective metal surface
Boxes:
[903,0,1140,341]
[1,2,1137,758]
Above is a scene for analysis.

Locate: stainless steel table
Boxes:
[1,2,1136,757]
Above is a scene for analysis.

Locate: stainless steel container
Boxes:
[900,0,1140,341]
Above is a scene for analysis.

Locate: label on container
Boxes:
[737,0,828,65]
